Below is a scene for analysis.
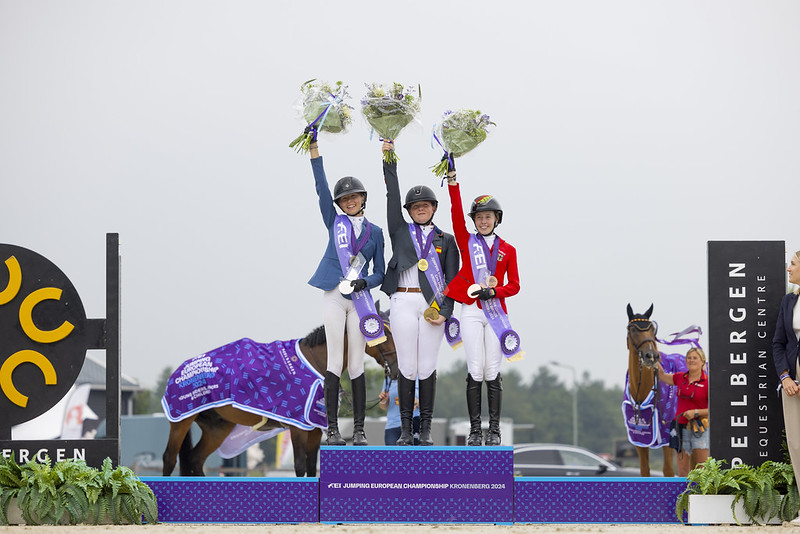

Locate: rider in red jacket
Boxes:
[443,165,520,446]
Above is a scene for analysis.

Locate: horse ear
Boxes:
[645,303,654,318]
[626,303,634,321]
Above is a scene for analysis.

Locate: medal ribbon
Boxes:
[468,233,523,360]
[408,223,462,349]
[475,233,499,281]
[349,217,371,257]
[413,223,435,261]
[333,215,386,346]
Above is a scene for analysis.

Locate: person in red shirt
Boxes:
[442,167,520,446]
[656,347,709,475]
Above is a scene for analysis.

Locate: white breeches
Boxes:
[322,290,365,379]
[460,302,502,381]
[390,292,444,380]
[783,361,800,495]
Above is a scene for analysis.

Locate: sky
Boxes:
[1,1,798,393]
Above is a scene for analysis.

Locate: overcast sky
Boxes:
[1,1,798,394]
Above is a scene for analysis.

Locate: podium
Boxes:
[320,446,513,524]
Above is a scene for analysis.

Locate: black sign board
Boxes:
[707,241,785,466]
[0,234,120,466]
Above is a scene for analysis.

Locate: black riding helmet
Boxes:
[404,185,438,226]
[333,176,367,210]
[403,185,438,210]
[468,194,503,225]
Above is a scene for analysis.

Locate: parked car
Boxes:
[513,443,641,477]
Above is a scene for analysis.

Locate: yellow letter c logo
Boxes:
[0,350,57,408]
[19,287,75,343]
[0,256,22,305]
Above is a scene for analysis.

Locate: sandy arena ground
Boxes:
[5,524,800,533]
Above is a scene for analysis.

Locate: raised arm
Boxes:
[446,174,471,251]
[309,141,336,228]
[382,140,406,233]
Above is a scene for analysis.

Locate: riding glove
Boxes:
[471,287,496,300]
[350,279,367,292]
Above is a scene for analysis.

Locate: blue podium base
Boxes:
[143,447,687,524]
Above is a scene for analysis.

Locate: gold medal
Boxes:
[487,276,498,288]
[417,259,429,272]
[423,307,440,321]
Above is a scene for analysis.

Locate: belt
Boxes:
[396,287,422,293]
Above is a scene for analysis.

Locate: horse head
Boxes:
[626,303,660,368]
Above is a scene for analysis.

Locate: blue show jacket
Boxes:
[307,156,385,293]
[773,292,800,379]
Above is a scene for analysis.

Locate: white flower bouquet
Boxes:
[431,109,495,177]
[289,79,353,153]
[361,82,421,163]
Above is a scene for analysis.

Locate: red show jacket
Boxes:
[443,182,520,313]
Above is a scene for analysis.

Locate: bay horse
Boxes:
[624,304,675,477]
[162,317,398,477]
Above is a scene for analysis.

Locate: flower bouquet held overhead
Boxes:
[289,79,353,153]
[361,82,421,163]
[431,109,495,177]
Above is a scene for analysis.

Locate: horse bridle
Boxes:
[373,321,398,383]
[627,318,661,407]
[340,320,398,411]
[627,318,659,361]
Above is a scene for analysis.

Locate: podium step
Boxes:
[320,446,513,524]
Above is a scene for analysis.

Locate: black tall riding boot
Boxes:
[324,371,345,446]
[351,373,368,446]
[418,372,437,446]
[395,374,415,446]
[485,374,503,446]
[466,374,483,446]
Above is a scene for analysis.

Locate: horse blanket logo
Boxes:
[622,352,687,448]
[162,338,326,435]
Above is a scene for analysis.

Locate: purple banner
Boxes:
[320,446,513,523]
[467,234,523,361]
[333,215,386,346]
[409,223,462,349]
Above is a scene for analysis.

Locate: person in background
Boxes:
[655,347,709,475]
[307,138,385,446]
[773,249,800,520]
[378,380,421,446]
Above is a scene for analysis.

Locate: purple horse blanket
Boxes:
[622,351,687,448]
[161,338,326,433]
